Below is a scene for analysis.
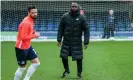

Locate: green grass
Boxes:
[1,32,17,36]
[1,41,133,80]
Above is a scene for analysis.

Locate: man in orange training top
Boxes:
[14,6,40,80]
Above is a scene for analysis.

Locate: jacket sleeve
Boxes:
[20,23,37,40]
[82,15,90,45]
[57,15,65,42]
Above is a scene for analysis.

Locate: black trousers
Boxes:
[62,58,82,74]
[103,27,114,38]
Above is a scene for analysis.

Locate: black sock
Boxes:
[77,59,82,74]
[62,58,69,72]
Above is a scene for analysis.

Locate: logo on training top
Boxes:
[76,18,79,20]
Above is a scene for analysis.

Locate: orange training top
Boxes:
[15,16,37,50]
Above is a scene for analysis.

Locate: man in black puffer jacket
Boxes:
[57,2,90,79]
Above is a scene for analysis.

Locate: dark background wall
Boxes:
[1,1,133,31]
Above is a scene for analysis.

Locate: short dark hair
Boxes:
[71,2,79,8]
[28,6,36,12]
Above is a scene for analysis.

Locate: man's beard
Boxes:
[70,9,78,15]
[30,15,37,19]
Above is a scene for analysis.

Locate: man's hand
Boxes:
[35,32,40,38]
[57,42,62,47]
[84,45,88,49]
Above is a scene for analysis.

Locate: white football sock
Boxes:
[14,67,26,80]
[23,63,40,80]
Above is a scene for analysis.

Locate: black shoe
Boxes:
[77,73,82,79]
[61,71,70,78]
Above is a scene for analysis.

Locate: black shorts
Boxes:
[15,46,38,66]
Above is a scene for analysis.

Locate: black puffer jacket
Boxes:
[57,10,90,61]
